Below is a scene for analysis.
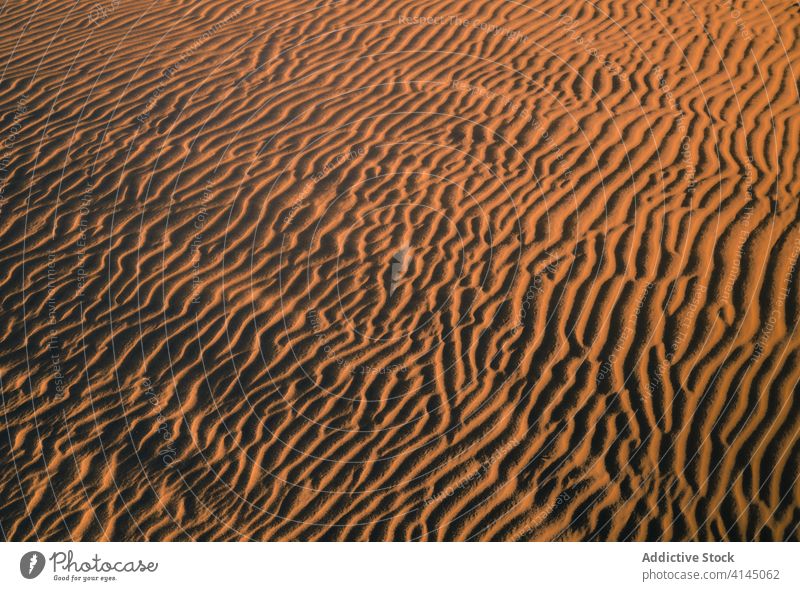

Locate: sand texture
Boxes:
[0,0,799,541]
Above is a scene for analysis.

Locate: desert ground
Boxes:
[0,0,798,540]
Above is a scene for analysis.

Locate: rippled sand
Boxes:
[0,0,798,540]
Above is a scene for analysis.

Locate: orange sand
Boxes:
[0,0,798,540]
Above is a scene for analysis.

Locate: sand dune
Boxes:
[0,0,798,541]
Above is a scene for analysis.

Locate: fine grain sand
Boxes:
[0,0,798,541]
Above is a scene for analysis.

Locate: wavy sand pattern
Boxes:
[0,0,799,541]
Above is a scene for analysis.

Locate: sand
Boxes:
[0,0,798,541]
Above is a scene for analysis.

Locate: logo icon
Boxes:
[389,243,412,296]
[20,551,46,579]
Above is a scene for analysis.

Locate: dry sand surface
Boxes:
[0,0,799,541]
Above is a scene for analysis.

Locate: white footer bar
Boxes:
[1,542,796,590]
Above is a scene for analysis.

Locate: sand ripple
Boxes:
[0,0,798,540]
